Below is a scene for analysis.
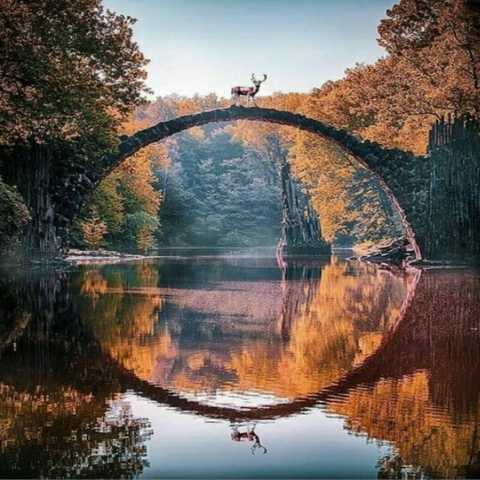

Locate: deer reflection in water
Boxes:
[230,424,268,455]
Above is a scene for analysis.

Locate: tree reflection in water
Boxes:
[0,269,152,478]
[0,386,151,478]
[0,259,479,478]
[77,258,408,401]
[326,271,480,479]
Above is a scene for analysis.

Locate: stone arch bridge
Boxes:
[55,106,428,258]
[4,106,478,260]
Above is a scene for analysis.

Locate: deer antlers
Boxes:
[251,73,267,83]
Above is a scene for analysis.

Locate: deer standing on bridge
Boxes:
[231,74,267,106]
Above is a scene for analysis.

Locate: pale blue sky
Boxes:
[104,0,395,97]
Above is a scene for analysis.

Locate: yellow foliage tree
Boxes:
[80,208,108,249]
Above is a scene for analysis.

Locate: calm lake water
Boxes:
[1,253,480,478]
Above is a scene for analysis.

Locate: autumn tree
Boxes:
[303,61,435,154]
[378,0,480,118]
[302,1,480,155]
[73,142,163,253]
[130,94,285,248]
[292,131,402,245]
[289,1,480,246]
[0,177,30,253]
[80,208,108,249]
[0,0,150,146]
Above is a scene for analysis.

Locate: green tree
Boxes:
[90,173,125,238]
[0,177,30,254]
[124,212,159,253]
[155,125,282,248]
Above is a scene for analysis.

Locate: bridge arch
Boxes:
[69,106,426,259]
[108,268,423,422]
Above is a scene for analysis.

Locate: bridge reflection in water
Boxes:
[0,256,480,478]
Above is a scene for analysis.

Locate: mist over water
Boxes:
[1,254,480,478]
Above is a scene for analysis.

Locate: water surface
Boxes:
[1,254,479,478]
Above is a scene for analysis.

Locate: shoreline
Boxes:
[63,248,147,265]
[3,246,477,270]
